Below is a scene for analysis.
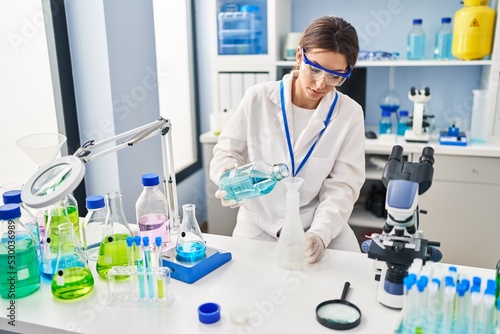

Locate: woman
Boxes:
[210,16,365,263]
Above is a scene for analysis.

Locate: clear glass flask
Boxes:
[41,200,72,279]
[218,161,289,202]
[82,195,107,261]
[51,222,94,300]
[96,191,134,279]
[275,177,307,270]
[176,204,206,262]
[0,204,41,299]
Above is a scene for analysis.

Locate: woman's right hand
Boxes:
[215,163,241,209]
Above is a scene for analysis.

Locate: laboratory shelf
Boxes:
[276,59,492,68]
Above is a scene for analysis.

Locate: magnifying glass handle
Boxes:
[341,281,351,301]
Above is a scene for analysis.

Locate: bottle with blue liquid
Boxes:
[434,17,453,60]
[407,19,426,60]
[379,109,393,135]
[218,161,289,202]
[176,204,206,262]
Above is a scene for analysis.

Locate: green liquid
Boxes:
[0,234,41,299]
[44,206,80,253]
[51,267,94,300]
[96,233,130,279]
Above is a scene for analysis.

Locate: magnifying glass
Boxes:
[316,281,362,330]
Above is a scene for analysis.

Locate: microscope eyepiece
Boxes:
[419,147,435,165]
[389,145,404,162]
[410,87,417,96]
[424,87,430,96]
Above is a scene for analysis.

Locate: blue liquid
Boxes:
[176,241,206,262]
[407,34,425,60]
[220,174,277,202]
[379,121,392,135]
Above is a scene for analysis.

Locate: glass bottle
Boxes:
[275,177,307,270]
[41,200,72,279]
[82,195,107,261]
[64,194,80,240]
[218,161,289,202]
[176,204,206,262]
[96,191,134,279]
[2,190,41,262]
[397,110,410,136]
[0,204,41,299]
[407,18,426,60]
[379,109,393,135]
[51,222,94,300]
[135,173,170,245]
[434,17,453,60]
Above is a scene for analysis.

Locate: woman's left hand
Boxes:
[305,232,325,263]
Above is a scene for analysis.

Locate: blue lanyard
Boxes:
[280,80,338,177]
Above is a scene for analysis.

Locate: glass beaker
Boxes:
[64,194,81,241]
[0,204,41,299]
[96,191,134,279]
[275,177,307,270]
[51,222,94,300]
[175,204,206,262]
[41,200,72,279]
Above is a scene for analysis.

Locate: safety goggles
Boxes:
[301,48,351,86]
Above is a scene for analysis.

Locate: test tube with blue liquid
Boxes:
[133,236,146,299]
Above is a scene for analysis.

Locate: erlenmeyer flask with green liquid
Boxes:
[64,194,80,240]
[41,200,72,279]
[51,222,94,300]
[96,191,134,279]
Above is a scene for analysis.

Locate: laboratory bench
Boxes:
[0,233,496,334]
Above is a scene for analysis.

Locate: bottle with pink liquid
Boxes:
[135,174,170,245]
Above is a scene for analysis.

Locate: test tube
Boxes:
[155,236,164,299]
[401,273,417,333]
[126,236,134,266]
[133,236,146,299]
[480,287,496,334]
[468,285,482,333]
[142,236,155,299]
[415,276,429,333]
[454,282,468,332]
[441,276,456,333]
[427,278,441,333]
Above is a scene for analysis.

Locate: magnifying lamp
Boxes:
[20,117,180,228]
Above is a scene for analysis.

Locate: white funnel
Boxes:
[16,133,67,167]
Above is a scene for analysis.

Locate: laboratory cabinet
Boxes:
[416,154,500,269]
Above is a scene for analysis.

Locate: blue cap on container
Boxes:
[133,235,141,246]
[0,204,21,220]
[198,302,221,324]
[442,17,452,24]
[155,236,162,247]
[241,5,259,12]
[445,276,455,287]
[399,110,409,117]
[461,278,470,290]
[2,190,22,204]
[416,276,428,292]
[472,276,481,287]
[143,236,150,247]
[456,283,467,297]
[86,195,105,210]
[471,285,481,293]
[381,110,392,117]
[142,173,160,187]
[431,278,441,288]
[486,279,496,291]
[126,236,133,247]
[413,19,423,25]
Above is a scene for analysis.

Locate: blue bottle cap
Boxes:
[143,236,150,247]
[472,276,481,287]
[198,302,221,324]
[240,5,259,12]
[142,173,160,186]
[413,18,423,25]
[461,278,470,290]
[133,235,141,246]
[471,285,481,293]
[431,278,441,288]
[399,110,409,117]
[0,204,21,220]
[155,236,162,247]
[448,266,457,273]
[486,279,496,291]
[126,236,133,247]
[444,276,455,287]
[86,195,105,210]
[381,110,392,117]
[442,17,451,24]
[456,283,467,296]
[2,190,22,204]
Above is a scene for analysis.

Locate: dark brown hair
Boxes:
[300,16,359,68]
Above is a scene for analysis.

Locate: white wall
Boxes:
[0,0,59,189]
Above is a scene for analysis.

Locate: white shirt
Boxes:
[210,71,366,252]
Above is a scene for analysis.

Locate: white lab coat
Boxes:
[210,72,365,252]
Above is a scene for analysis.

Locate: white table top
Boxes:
[0,234,495,334]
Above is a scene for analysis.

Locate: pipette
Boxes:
[133,236,145,299]
[143,236,154,299]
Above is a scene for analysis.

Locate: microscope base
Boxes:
[378,264,404,309]
[404,130,429,143]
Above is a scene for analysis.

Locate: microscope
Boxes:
[366,145,441,309]
[404,87,432,143]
